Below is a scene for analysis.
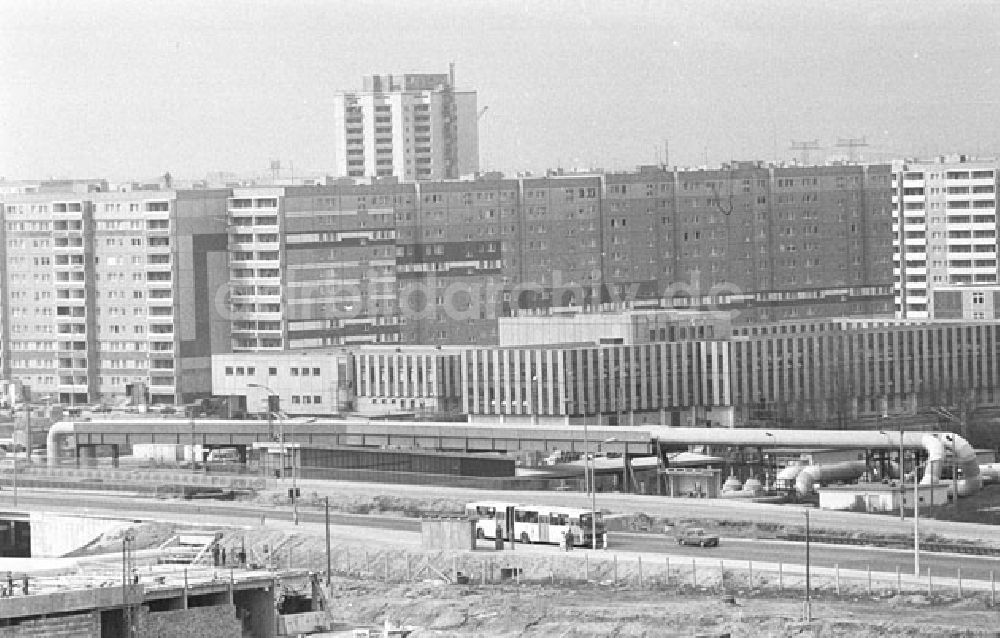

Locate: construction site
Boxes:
[2,475,1000,637]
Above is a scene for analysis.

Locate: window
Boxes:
[972,292,985,305]
[225,367,234,376]
[313,395,322,404]
[268,367,277,376]
[290,368,299,376]
[312,368,321,376]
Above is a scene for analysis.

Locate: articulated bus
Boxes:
[465,501,607,548]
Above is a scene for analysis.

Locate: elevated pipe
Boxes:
[46,421,76,467]
[919,433,981,496]
[793,460,869,495]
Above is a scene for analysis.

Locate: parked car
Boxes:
[677,528,719,547]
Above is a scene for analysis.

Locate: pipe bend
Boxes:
[46,420,76,467]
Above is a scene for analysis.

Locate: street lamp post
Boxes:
[290,419,298,525]
[804,508,812,622]
[248,383,295,523]
[932,408,963,510]
[897,421,905,521]
[588,436,617,551]
[945,435,959,510]
[913,454,921,576]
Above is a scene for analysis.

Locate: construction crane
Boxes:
[789,140,822,165]
[836,137,869,163]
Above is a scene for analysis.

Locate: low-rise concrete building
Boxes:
[818,482,952,512]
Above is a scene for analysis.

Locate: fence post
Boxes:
[896,565,901,596]
[482,558,487,586]
[778,562,783,592]
[515,556,520,584]
[748,560,753,589]
[638,556,643,589]
[364,550,369,576]
[957,568,962,598]
[692,558,697,588]
[406,552,411,582]
[927,567,932,597]
[665,556,670,586]
[719,560,725,591]
[991,570,996,607]
[867,563,871,596]
[614,555,618,585]
[835,564,840,595]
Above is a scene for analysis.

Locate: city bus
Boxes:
[465,501,607,548]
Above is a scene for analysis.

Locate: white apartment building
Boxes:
[333,68,479,181]
[0,188,231,405]
[227,188,284,352]
[892,156,998,318]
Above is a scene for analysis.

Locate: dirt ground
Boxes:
[198,518,1000,638]
[328,576,1000,637]
[114,480,1000,635]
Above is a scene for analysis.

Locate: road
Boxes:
[611,532,1000,580]
[10,489,1000,580]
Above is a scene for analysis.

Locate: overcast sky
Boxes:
[1,0,998,181]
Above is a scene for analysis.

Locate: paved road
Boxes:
[9,489,420,532]
[10,489,1000,580]
[611,532,1000,580]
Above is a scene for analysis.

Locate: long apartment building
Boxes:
[224,161,894,351]
[0,188,231,405]
[2,162,896,405]
[892,155,999,318]
[333,68,479,181]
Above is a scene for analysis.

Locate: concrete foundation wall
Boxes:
[0,586,138,619]
[0,611,100,637]
[137,605,242,638]
[29,513,124,558]
[233,586,276,638]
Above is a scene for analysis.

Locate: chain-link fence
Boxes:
[215,534,1000,607]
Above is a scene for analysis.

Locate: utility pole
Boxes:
[899,422,905,521]
[122,530,136,637]
[804,509,812,622]
[325,496,332,585]
[913,455,920,576]
[23,385,31,467]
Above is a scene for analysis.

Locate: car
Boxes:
[677,528,719,547]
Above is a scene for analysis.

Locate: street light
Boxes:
[913,454,921,576]
[285,417,319,526]
[803,508,812,622]
[587,436,617,551]
[931,408,962,510]
[247,383,292,519]
[879,423,906,522]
